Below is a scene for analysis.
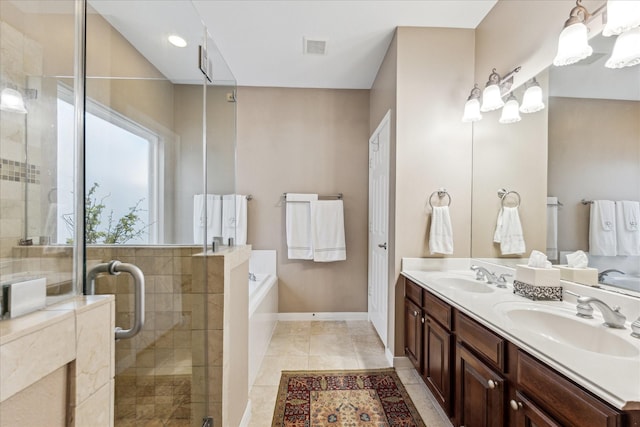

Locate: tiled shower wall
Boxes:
[89,246,206,427]
[0,20,59,258]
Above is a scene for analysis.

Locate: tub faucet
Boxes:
[249,272,257,282]
[576,296,626,329]
[598,269,625,283]
[470,265,499,284]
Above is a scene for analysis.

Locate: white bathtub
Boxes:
[248,254,278,388]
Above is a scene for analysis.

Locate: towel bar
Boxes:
[283,192,343,202]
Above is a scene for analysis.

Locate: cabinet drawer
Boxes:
[517,351,621,427]
[405,279,422,306]
[456,312,504,370]
[423,291,452,330]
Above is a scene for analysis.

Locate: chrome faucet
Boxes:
[249,272,257,282]
[470,265,499,285]
[598,269,625,283]
[576,296,626,328]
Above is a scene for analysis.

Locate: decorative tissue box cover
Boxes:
[558,265,598,286]
[513,280,563,301]
[515,265,561,287]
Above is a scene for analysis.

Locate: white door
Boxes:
[368,110,390,346]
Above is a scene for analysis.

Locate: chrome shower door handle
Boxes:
[86,260,145,340]
[378,242,387,250]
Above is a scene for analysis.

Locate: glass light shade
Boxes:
[462,98,482,122]
[480,84,504,112]
[605,27,640,68]
[519,85,545,113]
[499,97,521,124]
[0,88,27,114]
[553,23,593,66]
[602,0,640,36]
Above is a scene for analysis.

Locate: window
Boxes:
[56,86,159,244]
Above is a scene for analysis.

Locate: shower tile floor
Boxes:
[248,320,453,427]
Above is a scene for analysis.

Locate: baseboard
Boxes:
[393,355,414,369]
[239,399,252,427]
[277,312,369,321]
[385,348,395,366]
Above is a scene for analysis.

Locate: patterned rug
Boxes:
[272,368,426,426]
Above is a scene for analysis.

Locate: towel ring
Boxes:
[428,189,452,209]
[498,188,521,208]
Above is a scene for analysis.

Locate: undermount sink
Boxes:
[435,277,494,294]
[497,304,639,358]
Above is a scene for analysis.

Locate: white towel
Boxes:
[286,193,318,259]
[493,207,526,255]
[546,197,558,261]
[429,206,453,255]
[222,195,248,245]
[193,194,222,244]
[310,200,346,262]
[616,200,640,256]
[589,200,617,256]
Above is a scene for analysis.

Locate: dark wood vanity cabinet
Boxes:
[403,277,640,427]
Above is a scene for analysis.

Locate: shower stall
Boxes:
[0,1,237,425]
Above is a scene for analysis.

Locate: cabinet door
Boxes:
[423,316,452,415]
[511,392,561,427]
[404,298,422,369]
[456,343,505,427]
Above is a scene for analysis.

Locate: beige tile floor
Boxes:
[248,320,453,427]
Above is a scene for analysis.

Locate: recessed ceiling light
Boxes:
[168,35,187,48]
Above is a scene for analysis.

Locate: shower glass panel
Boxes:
[0,1,78,306]
[85,1,237,425]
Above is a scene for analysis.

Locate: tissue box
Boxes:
[515,265,561,287]
[558,265,598,286]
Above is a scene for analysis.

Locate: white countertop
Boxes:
[402,265,640,411]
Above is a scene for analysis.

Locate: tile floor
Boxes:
[248,320,453,427]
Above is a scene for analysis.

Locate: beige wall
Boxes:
[548,97,640,252]
[369,27,475,354]
[236,87,370,313]
[471,0,604,258]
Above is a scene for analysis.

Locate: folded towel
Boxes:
[193,194,222,244]
[222,195,248,245]
[286,193,318,259]
[310,200,346,262]
[429,206,453,255]
[546,197,558,261]
[616,200,640,256]
[494,206,526,255]
[589,200,617,256]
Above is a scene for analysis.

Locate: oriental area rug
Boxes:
[271,368,426,426]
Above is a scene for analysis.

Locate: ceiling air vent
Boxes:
[303,37,327,55]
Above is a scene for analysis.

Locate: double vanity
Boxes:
[401,258,640,427]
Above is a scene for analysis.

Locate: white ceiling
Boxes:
[90,0,498,89]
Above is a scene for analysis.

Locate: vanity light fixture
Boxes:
[553,0,593,66]
[168,34,187,48]
[479,66,521,112]
[461,84,482,122]
[606,27,640,68]
[602,0,640,37]
[499,93,522,124]
[0,88,27,114]
[519,78,545,113]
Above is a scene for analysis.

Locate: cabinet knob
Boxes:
[413,310,419,317]
[421,317,425,324]
[487,379,497,389]
[509,400,523,411]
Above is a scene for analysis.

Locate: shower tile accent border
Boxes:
[0,158,40,184]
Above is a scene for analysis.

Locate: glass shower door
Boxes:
[84,2,211,425]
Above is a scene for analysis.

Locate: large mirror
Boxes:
[472,32,640,294]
